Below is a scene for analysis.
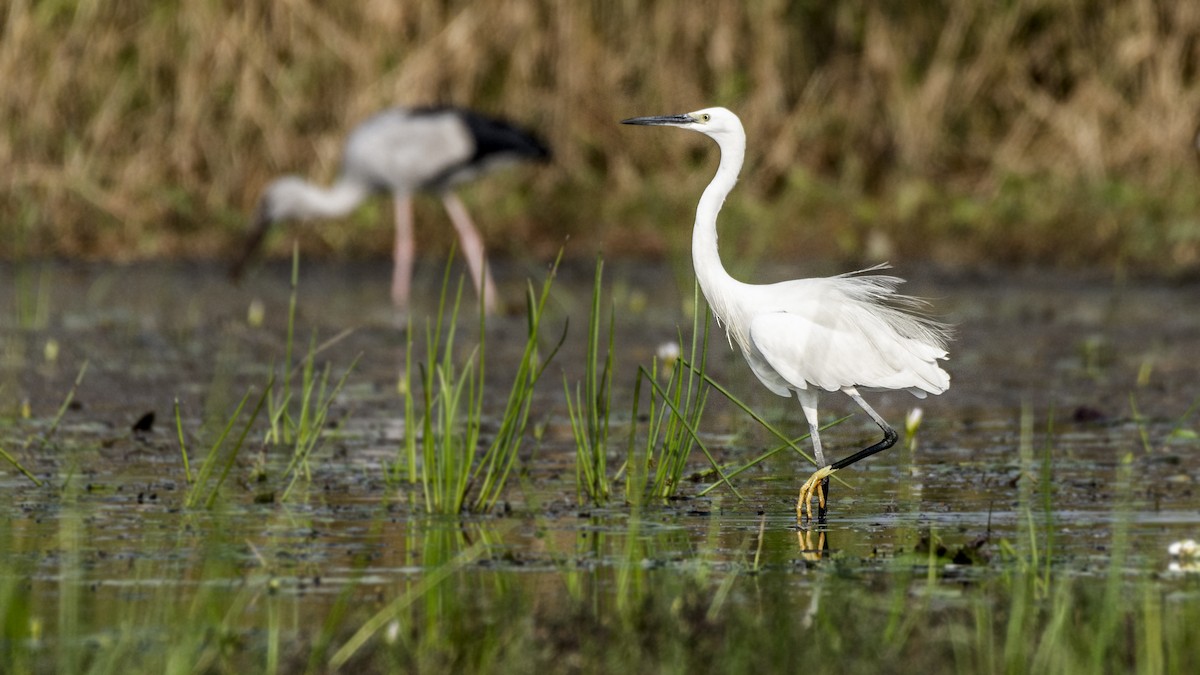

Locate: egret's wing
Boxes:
[749,307,949,396]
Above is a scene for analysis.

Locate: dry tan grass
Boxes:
[2,1,1199,268]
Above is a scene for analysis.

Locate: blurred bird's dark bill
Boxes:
[621,114,694,126]
[228,202,272,281]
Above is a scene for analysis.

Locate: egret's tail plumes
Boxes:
[835,264,952,350]
[787,263,951,397]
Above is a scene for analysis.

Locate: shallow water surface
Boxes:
[2,259,1198,640]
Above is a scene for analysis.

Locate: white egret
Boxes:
[232,106,550,314]
[622,107,951,522]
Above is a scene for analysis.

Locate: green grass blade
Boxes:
[636,366,742,500]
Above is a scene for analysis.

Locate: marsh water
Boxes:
[2,258,1199,662]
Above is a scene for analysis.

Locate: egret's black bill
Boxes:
[621,114,693,126]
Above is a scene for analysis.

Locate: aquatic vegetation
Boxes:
[568,267,742,505]
[182,381,271,509]
[0,445,35,485]
[562,278,748,504]
[179,248,359,507]
[3,262,1199,674]
[627,283,719,501]
[565,259,615,505]
[2,489,1198,675]
[264,248,361,498]
[10,263,52,331]
[0,360,88,487]
[399,253,565,514]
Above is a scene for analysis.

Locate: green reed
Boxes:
[565,258,615,505]
[182,379,272,510]
[12,262,52,331]
[1,359,90,487]
[623,286,742,501]
[248,247,360,501]
[470,258,565,512]
[264,248,359,491]
[400,253,564,514]
[402,266,478,514]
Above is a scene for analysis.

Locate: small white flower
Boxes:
[43,339,59,364]
[247,298,266,328]
[905,407,924,436]
[656,341,681,365]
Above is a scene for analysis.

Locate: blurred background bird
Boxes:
[231,106,550,315]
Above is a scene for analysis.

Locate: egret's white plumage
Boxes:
[233,106,549,314]
[622,107,950,522]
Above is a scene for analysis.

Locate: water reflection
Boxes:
[3,261,1200,584]
[796,528,829,561]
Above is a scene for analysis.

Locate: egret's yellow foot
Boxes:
[796,465,837,523]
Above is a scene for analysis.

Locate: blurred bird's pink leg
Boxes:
[442,192,499,314]
[392,195,415,308]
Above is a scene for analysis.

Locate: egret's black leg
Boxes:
[812,424,896,523]
[799,390,900,523]
[834,390,900,470]
[817,478,830,523]
[830,424,899,471]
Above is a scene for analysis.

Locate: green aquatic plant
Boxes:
[276,337,360,502]
[623,286,743,502]
[0,444,37,485]
[565,258,615,505]
[0,359,90,487]
[183,380,272,509]
[263,247,360,498]
[673,356,857,498]
[399,252,564,514]
[4,435,1200,674]
[11,262,52,331]
[398,264,479,514]
[615,283,849,504]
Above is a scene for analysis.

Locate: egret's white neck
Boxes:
[692,130,745,330]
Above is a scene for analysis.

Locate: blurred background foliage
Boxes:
[2,0,1200,273]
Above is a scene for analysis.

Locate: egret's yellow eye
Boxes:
[700,113,711,122]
